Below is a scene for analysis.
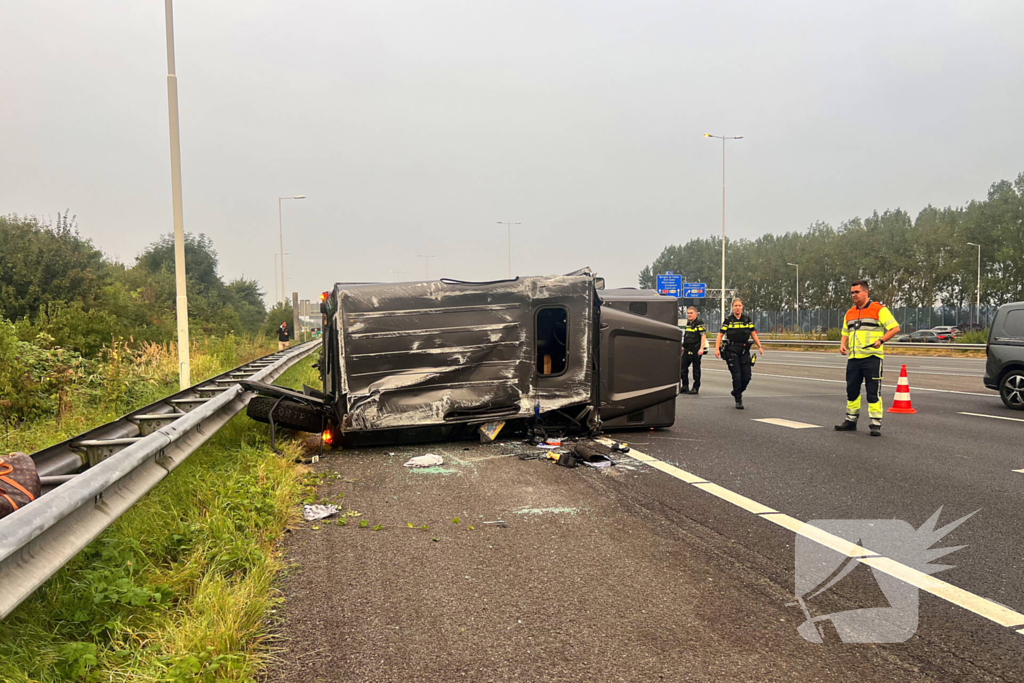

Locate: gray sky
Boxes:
[3,0,1022,303]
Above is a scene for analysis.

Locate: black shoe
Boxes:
[870,425,881,437]
[834,420,857,431]
[688,389,699,395]
[735,398,744,410]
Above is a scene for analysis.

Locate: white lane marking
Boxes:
[703,369,995,397]
[959,412,1024,424]
[1013,470,1024,474]
[597,438,1024,634]
[752,418,822,430]
[755,361,979,378]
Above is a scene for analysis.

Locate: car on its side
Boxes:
[983,301,1024,410]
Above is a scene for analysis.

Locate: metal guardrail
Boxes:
[0,341,319,620]
[760,339,987,350]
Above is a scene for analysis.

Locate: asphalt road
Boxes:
[268,351,1022,681]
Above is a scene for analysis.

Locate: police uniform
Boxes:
[681,317,705,393]
[720,313,756,402]
[839,301,898,432]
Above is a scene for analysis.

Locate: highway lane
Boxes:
[599,363,1023,677]
[751,349,991,393]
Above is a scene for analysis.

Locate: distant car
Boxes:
[892,334,912,343]
[913,329,955,342]
[983,301,1024,410]
[931,326,959,337]
[957,322,985,333]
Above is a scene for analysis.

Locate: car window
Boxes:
[1003,310,1024,339]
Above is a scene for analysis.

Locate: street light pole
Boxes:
[704,133,744,325]
[787,262,799,332]
[278,195,306,305]
[417,254,436,279]
[496,221,521,278]
[274,252,289,307]
[967,242,981,326]
[164,0,190,390]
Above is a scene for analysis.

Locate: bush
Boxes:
[956,330,989,344]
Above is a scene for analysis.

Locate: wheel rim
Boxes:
[1005,374,1024,408]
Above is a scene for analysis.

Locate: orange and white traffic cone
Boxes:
[888,364,917,414]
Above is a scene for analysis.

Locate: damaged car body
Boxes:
[244,269,681,445]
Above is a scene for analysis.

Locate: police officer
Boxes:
[835,279,900,436]
[681,306,706,394]
[715,298,765,409]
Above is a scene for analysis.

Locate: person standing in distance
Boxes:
[681,306,706,394]
[835,279,900,436]
[277,321,290,351]
[715,298,765,409]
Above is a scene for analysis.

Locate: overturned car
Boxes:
[244,269,681,445]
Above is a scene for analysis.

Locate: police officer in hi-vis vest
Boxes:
[835,279,900,436]
[715,297,765,410]
[680,306,706,395]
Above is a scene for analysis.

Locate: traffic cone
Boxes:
[888,364,917,414]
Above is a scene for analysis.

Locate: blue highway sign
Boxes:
[683,282,706,298]
[656,272,682,297]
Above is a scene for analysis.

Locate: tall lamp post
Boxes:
[274,252,289,306]
[278,195,306,305]
[967,242,981,326]
[787,262,799,332]
[418,254,436,279]
[496,221,521,278]
[704,133,744,325]
[164,0,190,390]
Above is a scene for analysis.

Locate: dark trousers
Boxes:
[724,348,752,398]
[681,348,702,391]
[845,356,884,426]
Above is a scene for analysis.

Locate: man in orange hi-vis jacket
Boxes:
[835,279,900,437]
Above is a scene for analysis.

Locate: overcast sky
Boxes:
[3,0,1022,303]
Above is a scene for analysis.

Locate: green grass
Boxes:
[0,352,324,682]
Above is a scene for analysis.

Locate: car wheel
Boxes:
[1000,371,1024,411]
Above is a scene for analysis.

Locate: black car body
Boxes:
[983,301,1024,410]
[245,269,682,442]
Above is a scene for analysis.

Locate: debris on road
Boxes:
[404,454,444,468]
[478,420,506,442]
[302,504,339,521]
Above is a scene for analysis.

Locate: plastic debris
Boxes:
[303,504,339,521]
[478,420,506,442]
[403,453,444,468]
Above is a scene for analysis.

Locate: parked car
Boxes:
[931,326,959,337]
[892,334,912,343]
[911,329,955,342]
[983,301,1024,410]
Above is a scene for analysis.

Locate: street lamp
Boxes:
[787,263,799,333]
[967,242,981,326]
[163,0,191,390]
[417,254,436,279]
[704,133,744,326]
[496,221,521,278]
[390,269,406,281]
[274,252,289,305]
[278,195,306,305]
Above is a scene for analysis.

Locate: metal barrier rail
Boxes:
[0,341,319,620]
[760,339,987,350]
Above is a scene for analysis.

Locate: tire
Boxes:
[1000,371,1024,411]
[247,396,326,432]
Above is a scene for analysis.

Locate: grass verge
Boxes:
[0,352,323,682]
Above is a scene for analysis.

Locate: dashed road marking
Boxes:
[1013,470,1024,474]
[597,438,1024,635]
[959,412,1024,423]
[752,418,822,429]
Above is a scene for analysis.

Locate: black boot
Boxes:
[688,389,699,395]
[870,424,881,437]
[735,397,744,410]
[834,420,857,431]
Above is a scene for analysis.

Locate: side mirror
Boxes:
[594,277,606,290]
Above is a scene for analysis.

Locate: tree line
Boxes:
[639,172,1024,312]
[0,213,290,357]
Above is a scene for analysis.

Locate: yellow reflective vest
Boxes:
[842,301,898,358]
